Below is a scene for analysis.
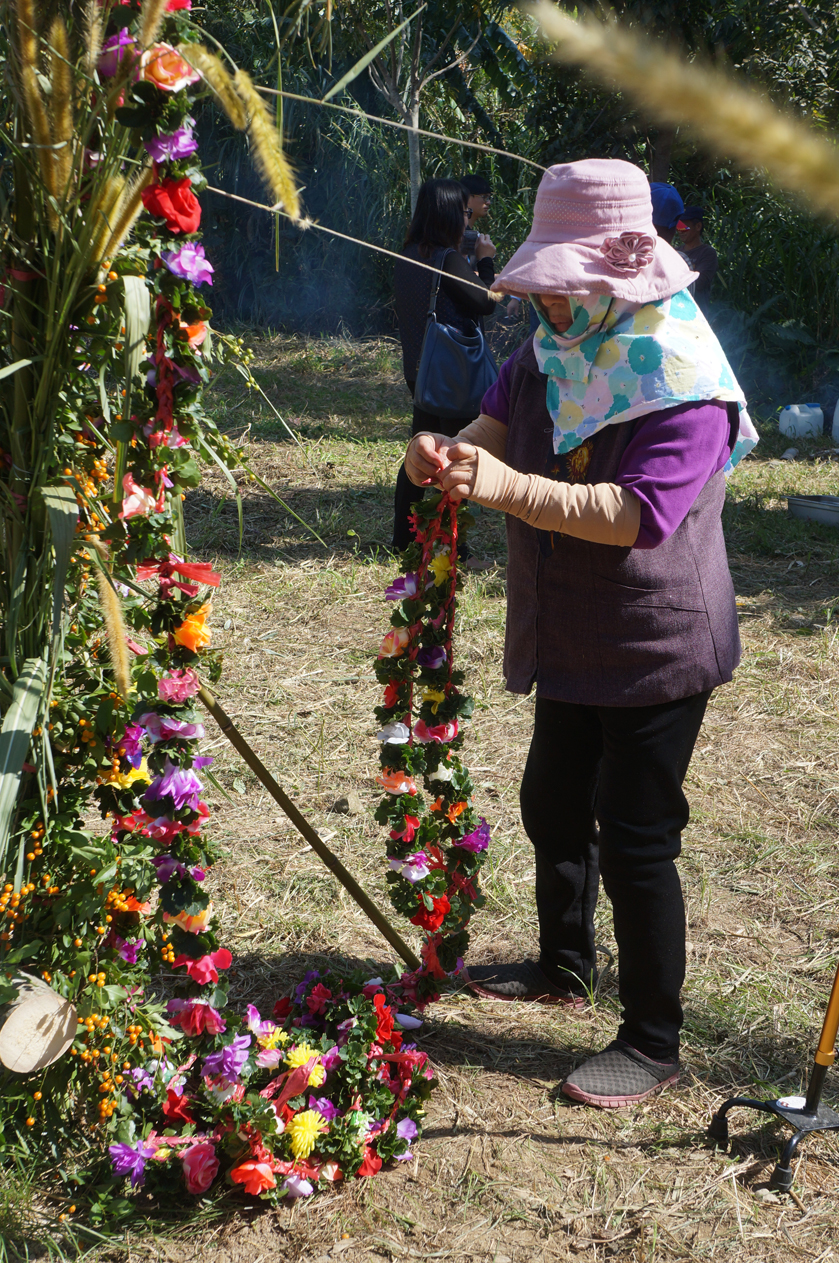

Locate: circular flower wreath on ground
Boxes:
[373,493,489,1007]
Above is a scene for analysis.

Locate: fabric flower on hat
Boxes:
[139,43,201,93]
[163,242,214,286]
[142,177,201,235]
[599,232,657,274]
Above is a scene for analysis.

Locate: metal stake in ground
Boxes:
[708,957,839,1190]
[197,684,421,972]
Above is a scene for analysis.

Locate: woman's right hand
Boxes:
[475,234,496,261]
[405,433,454,487]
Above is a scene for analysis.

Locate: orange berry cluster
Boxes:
[25,821,45,862]
[105,886,135,914]
[0,882,36,943]
[78,717,97,746]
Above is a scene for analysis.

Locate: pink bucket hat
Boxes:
[495,158,697,302]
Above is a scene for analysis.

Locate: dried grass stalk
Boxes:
[89,175,126,266]
[90,554,131,700]
[532,2,839,220]
[49,18,73,206]
[20,65,56,212]
[15,0,38,71]
[99,165,155,263]
[178,44,246,129]
[82,0,103,80]
[139,0,168,49]
[234,69,301,222]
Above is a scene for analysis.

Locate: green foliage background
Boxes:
[199,0,839,409]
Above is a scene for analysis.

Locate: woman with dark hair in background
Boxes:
[392,178,496,552]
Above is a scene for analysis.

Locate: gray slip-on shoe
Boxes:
[561,1039,679,1108]
[462,959,587,1008]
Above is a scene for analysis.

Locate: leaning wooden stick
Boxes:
[197,684,422,971]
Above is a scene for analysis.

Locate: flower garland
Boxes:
[107,969,432,1202]
[374,494,489,1006]
[1,0,438,1215]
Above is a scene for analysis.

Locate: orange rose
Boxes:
[377,768,417,796]
[173,603,212,653]
[230,1160,276,1196]
[139,43,201,93]
[378,626,411,659]
[446,801,467,824]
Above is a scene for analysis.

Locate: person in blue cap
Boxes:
[677,206,719,308]
[649,182,684,244]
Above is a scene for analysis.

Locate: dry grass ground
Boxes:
[27,334,839,1263]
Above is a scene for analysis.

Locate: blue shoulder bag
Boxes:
[414,248,498,421]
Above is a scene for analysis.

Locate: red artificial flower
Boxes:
[356,1146,382,1178]
[373,993,395,1045]
[421,935,447,981]
[306,982,332,1016]
[166,0,192,8]
[142,176,201,234]
[383,682,400,709]
[230,1159,276,1196]
[389,814,420,845]
[172,948,232,986]
[410,892,450,933]
[273,997,292,1021]
[162,1087,195,1124]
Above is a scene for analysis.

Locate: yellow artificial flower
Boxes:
[111,757,152,790]
[258,1028,289,1050]
[422,688,446,715]
[428,553,451,586]
[308,1062,326,1088]
[285,1043,317,1069]
[286,1109,326,1161]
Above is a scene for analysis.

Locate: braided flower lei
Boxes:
[374,493,489,1007]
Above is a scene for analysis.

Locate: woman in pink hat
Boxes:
[404,158,757,1109]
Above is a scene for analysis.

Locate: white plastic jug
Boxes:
[779,403,823,438]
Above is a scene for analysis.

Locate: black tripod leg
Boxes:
[708,1097,770,1147]
[770,1129,807,1192]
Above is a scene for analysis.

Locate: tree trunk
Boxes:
[0,973,77,1074]
[650,127,676,183]
[408,100,422,215]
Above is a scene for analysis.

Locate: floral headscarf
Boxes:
[530,289,757,471]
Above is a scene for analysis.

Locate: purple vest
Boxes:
[503,342,741,706]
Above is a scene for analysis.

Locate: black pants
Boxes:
[391,387,476,552]
[520,691,710,1062]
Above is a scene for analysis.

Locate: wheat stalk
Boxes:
[20,65,57,214]
[178,44,247,129]
[99,165,155,264]
[15,0,38,72]
[88,541,130,700]
[82,0,103,80]
[48,17,73,209]
[139,0,168,49]
[531,3,839,220]
[234,69,301,221]
[89,175,127,267]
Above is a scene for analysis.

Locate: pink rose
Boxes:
[182,1142,219,1194]
[120,473,158,520]
[158,667,201,703]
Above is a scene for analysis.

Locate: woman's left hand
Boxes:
[437,442,479,503]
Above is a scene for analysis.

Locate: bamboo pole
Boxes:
[197,685,421,971]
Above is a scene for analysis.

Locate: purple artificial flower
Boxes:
[395,1012,423,1031]
[320,1045,343,1073]
[146,361,202,390]
[162,242,214,287]
[336,1017,357,1048]
[144,757,203,812]
[397,1117,418,1142]
[309,1095,341,1121]
[98,31,136,78]
[152,855,186,883]
[417,645,446,670]
[137,711,206,743]
[201,1034,251,1080]
[456,817,491,854]
[124,1066,155,1101]
[388,852,431,884]
[244,1004,275,1036]
[294,970,322,1004]
[118,724,146,768]
[385,572,420,601]
[283,1174,313,1199]
[193,755,214,771]
[109,1140,155,1188]
[116,937,143,964]
[144,121,199,163]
